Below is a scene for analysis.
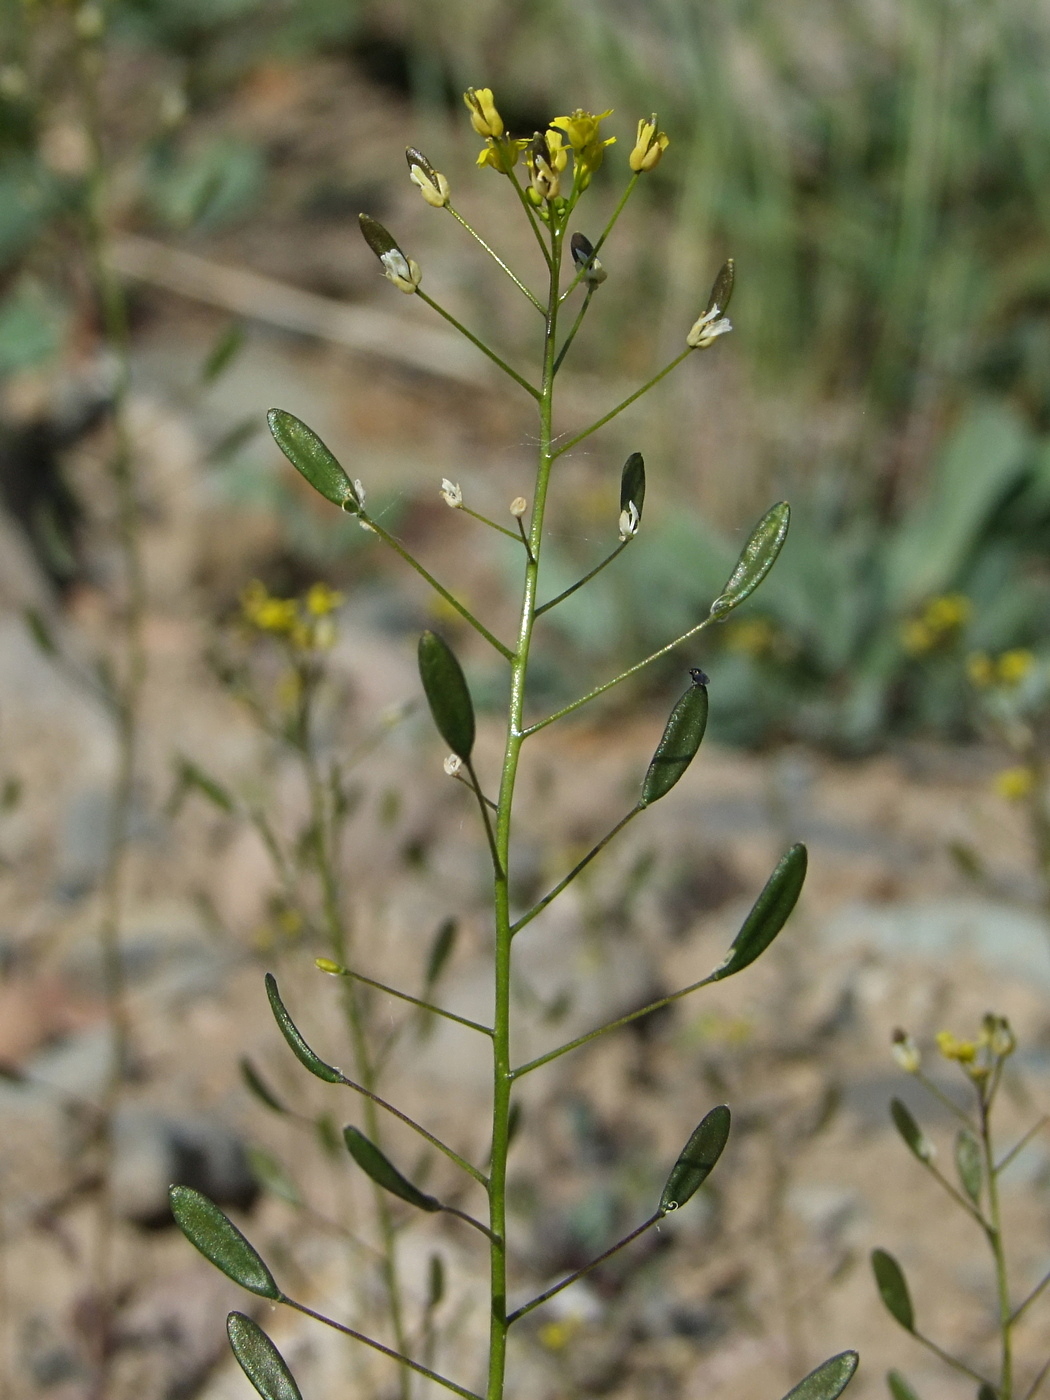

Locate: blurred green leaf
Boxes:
[0,277,69,376]
[890,1098,934,1164]
[955,1129,982,1205]
[315,1112,342,1158]
[201,321,245,384]
[887,1370,921,1400]
[424,917,458,991]
[169,1186,279,1298]
[706,844,807,982]
[709,502,790,618]
[265,973,343,1084]
[148,136,264,229]
[267,409,359,511]
[418,631,475,761]
[660,1104,731,1213]
[343,1125,442,1212]
[23,608,57,657]
[247,1146,301,1207]
[641,676,709,806]
[427,1252,445,1308]
[239,1056,287,1115]
[871,1248,914,1331]
[227,1312,303,1400]
[781,1352,859,1400]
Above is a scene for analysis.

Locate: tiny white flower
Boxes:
[509,496,527,518]
[687,311,733,350]
[441,479,463,509]
[443,754,463,777]
[380,249,422,293]
[618,501,640,541]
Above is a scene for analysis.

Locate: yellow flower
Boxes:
[936,1030,977,1063]
[525,129,566,202]
[629,115,669,173]
[901,620,934,655]
[241,581,299,634]
[406,148,450,208]
[997,649,1034,686]
[304,582,344,617]
[923,593,971,632]
[463,87,503,139]
[538,1317,582,1351]
[967,651,993,687]
[550,108,615,187]
[995,766,1034,801]
[476,136,528,174]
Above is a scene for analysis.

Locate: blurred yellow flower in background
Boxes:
[994,766,1035,800]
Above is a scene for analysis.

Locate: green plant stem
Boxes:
[522,614,715,736]
[466,760,505,879]
[559,172,639,301]
[552,287,594,374]
[506,168,553,267]
[415,289,540,399]
[447,206,544,311]
[914,1070,975,1129]
[917,1158,986,1227]
[484,208,566,1400]
[510,806,640,936]
[535,539,629,616]
[459,505,524,544]
[980,1092,1013,1400]
[362,516,514,660]
[1023,1355,1050,1400]
[322,966,492,1036]
[302,734,412,1400]
[552,347,692,459]
[282,1296,483,1400]
[1010,1270,1050,1326]
[911,1329,995,1389]
[441,1205,500,1245]
[507,1212,661,1324]
[997,1116,1049,1176]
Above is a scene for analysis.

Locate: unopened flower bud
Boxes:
[892,1028,921,1074]
[359,214,422,293]
[985,1014,1016,1059]
[406,148,450,208]
[441,479,463,509]
[629,116,669,173]
[464,87,503,139]
[570,232,607,287]
[444,754,463,777]
[315,957,343,974]
[510,497,527,518]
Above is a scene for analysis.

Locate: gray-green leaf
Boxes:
[955,1129,982,1204]
[344,1125,442,1211]
[267,409,360,512]
[781,1352,859,1400]
[705,843,807,982]
[641,679,709,806]
[227,1313,303,1400]
[660,1104,731,1213]
[871,1248,914,1331]
[418,630,475,761]
[887,1372,921,1400]
[239,1056,288,1115]
[247,1146,302,1207]
[890,1099,934,1163]
[709,501,790,618]
[265,973,344,1084]
[169,1186,279,1299]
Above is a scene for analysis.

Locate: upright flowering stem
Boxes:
[980,1088,1013,1400]
[486,209,565,1400]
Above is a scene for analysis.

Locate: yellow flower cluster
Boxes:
[967,648,1035,688]
[935,1030,976,1063]
[935,1015,1016,1078]
[241,580,344,650]
[994,765,1035,801]
[901,593,971,656]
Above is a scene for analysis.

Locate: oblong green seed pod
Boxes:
[418,630,475,760]
[227,1312,303,1400]
[265,973,344,1084]
[706,843,807,982]
[890,1098,934,1163]
[704,259,735,320]
[344,1125,442,1211]
[709,501,790,618]
[780,1352,859,1400]
[619,452,646,531]
[871,1248,914,1331]
[955,1129,982,1204]
[359,212,400,259]
[641,678,709,807]
[659,1104,731,1214]
[267,409,360,513]
[169,1186,279,1299]
[887,1370,921,1400]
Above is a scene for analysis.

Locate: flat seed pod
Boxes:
[267,409,360,513]
[871,1248,914,1331]
[709,502,790,618]
[169,1186,279,1299]
[659,1104,731,1213]
[344,1125,442,1211]
[706,844,807,982]
[704,260,735,320]
[227,1313,303,1400]
[265,973,344,1084]
[955,1129,982,1204]
[239,1056,288,1115]
[418,631,475,760]
[619,452,646,526]
[890,1099,934,1163]
[641,678,709,807]
[887,1371,921,1400]
[780,1352,859,1400]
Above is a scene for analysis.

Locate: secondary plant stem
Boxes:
[415,289,540,398]
[981,1092,1013,1400]
[552,347,692,459]
[447,207,545,312]
[507,1212,661,1323]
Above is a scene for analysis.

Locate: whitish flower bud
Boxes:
[359,214,422,293]
[406,148,451,208]
[688,259,735,348]
[570,232,607,287]
[510,497,527,517]
[443,754,463,777]
[440,479,463,509]
[629,116,669,173]
[353,479,366,508]
[985,1014,1016,1059]
[892,1029,921,1074]
[618,502,640,541]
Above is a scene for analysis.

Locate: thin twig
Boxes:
[535,540,629,616]
[322,965,492,1037]
[415,290,540,400]
[997,1116,1049,1176]
[511,807,641,936]
[447,206,544,312]
[552,348,692,459]
[507,1213,661,1323]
